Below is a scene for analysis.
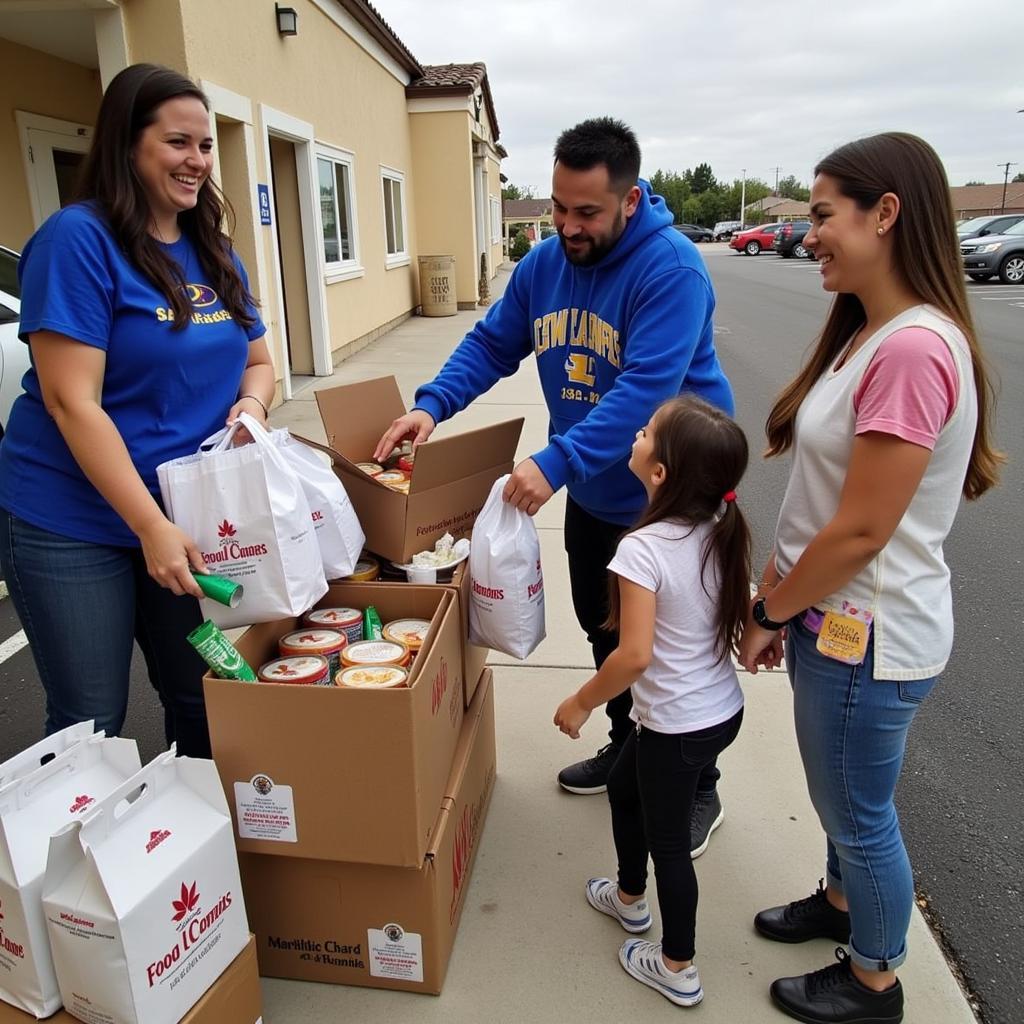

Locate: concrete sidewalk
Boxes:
[262,268,975,1023]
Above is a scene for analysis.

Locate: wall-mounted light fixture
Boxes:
[275,4,298,35]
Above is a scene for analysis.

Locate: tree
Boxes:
[1012,172,1024,183]
[690,162,717,195]
[963,180,985,187]
[509,230,531,261]
[502,183,536,201]
[777,174,810,202]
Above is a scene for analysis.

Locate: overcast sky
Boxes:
[374,0,1024,194]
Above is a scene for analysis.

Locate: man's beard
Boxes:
[559,208,627,267]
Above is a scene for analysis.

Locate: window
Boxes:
[381,168,408,266]
[490,196,501,244]
[316,146,360,279]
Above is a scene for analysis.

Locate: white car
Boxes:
[0,245,30,436]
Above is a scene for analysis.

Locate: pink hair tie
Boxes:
[722,490,737,503]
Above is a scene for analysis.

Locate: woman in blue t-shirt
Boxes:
[0,64,274,757]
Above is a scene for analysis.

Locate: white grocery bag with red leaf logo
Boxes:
[0,728,141,1017]
[157,411,327,627]
[468,475,546,659]
[42,750,248,1024]
[270,430,365,580]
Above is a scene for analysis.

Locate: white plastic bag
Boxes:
[270,431,365,580]
[156,412,327,627]
[468,475,546,659]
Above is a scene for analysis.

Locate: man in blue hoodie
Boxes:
[376,118,734,856]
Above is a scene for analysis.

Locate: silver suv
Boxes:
[960,220,1024,284]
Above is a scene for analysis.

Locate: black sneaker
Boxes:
[755,880,852,944]
[557,743,621,794]
[690,789,724,858]
[770,947,904,1024]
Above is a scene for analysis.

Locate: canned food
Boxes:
[397,453,415,475]
[340,639,410,669]
[376,470,406,487]
[346,556,380,582]
[335,665,409,689]
[356,462,384,477]
[388,479,410,494]
[279,628,347,678]
[304,606,363,645]
[382,618,431,655]
[258,655,330,686]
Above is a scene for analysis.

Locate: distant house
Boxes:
[949,184,1024,218]
[745,196,810,222]
[503,198,553,252]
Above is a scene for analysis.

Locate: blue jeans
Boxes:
[786,614,935,972]
[0,509,211,756]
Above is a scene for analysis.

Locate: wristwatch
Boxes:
[752,598,786,631]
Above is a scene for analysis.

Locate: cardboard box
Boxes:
[204,583,465,867]
[43,753,249,1024]
[241,670,495,995]
[298,375,523,564]
[0,934,262,1024]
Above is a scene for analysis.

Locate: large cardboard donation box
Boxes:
[299,375,523,564]
[0,730,141,1018]
[241,670,496,995]
[42,752,249,1024]
[204,582,465,867]
[0,935,262,1024]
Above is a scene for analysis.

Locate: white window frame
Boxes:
[380,165,409,269]
[316,143,363,283]
[489,195,501,244]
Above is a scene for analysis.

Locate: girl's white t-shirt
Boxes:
[608,519,744,734]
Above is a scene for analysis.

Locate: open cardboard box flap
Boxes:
[310,375,524,494]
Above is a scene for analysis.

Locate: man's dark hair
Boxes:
[553,117,641,194]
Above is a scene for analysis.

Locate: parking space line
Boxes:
[0,630,28,665]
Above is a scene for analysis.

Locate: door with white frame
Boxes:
[16,112,93,229]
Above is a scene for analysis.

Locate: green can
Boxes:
[192,571,243,608]
[187,619,257,681]
[363,605,384,641]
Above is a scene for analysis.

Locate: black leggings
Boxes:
[607,710,743,961]
[564,496,720,792]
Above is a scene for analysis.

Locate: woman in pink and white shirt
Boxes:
[738,133,1002,1024]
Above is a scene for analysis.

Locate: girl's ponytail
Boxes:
[702,495,752,663]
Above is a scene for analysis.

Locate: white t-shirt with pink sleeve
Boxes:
[774,305,978,680]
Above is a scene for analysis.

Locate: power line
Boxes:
[997,162,1019,212]
[769,166,782,194]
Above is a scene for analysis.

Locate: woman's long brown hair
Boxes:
[605,396,752,663]
[765,132,1002,499]
[74,63,257,331]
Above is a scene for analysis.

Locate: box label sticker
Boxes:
[367,924,423,983]
[233,775,297,842]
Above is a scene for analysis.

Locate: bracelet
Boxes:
[239,394,269,418]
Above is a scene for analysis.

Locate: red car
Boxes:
[729,223,784,255]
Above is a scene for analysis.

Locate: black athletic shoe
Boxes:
[689,789,724,859]
[557,742,621,794]
[770,947,904,1024]
[755,880,852,944]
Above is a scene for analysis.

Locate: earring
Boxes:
[877,227,884,236]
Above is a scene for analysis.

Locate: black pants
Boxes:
[608,710,743,961]
[563,496,720,792]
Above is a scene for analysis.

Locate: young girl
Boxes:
[554,395,751,1008]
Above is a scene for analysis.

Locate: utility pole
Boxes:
[998,162,1018,212]
[769,166,782,194]
[739,169,746,229]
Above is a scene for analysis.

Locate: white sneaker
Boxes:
[619,939,704,1007]
[584,877,651,933]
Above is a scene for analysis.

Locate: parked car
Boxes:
[960,220,1024,283]
[0,246,30,437]
[729,223,784,255]
[956,214,1024,242]
[674,223,713,243]
[772,221,814,259]
[712,220,742,241]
